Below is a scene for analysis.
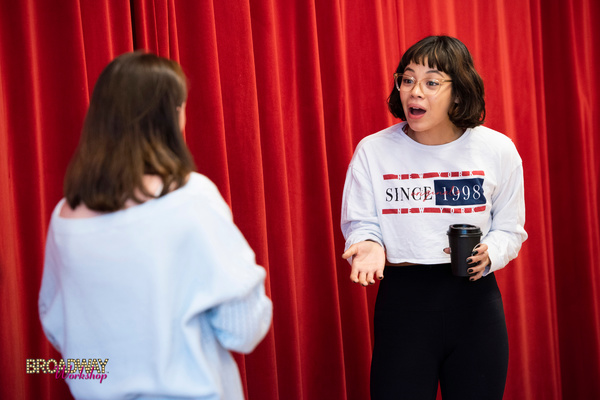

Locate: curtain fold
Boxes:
[1,0,598,399]
[247,2,305,398]
[211,1,277,398]
[541,0,600,398]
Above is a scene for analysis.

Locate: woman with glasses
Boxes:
[38,52,272,399]
[341,36,527,399]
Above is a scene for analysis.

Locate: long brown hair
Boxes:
[64,51,196,211]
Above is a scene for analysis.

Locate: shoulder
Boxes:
[352,123,406,161]
[468,126,522,160]
[356,123,404,148]
[178,172,232,219]
[469,126,517,148]
[184,172,222,196]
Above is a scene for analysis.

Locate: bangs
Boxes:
[401,39,456,74]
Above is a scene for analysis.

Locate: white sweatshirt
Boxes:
[341,122,527,274]
[39,172,272,400]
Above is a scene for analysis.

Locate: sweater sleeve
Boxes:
[192,181,273,353]
[38,214,65,354]
[340,148,384,257]
[208,283,272,353]
[482,149,528,274]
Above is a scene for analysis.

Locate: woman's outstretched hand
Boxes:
[342,241,386,286]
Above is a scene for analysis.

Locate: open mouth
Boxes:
[409,106,426,117]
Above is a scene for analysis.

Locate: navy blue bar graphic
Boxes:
[434,178,486,206]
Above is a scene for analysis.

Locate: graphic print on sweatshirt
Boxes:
[381,170,486,215]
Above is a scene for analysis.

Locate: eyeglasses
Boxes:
[393,73,452,96]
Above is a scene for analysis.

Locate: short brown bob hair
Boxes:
[64,51,196,212]
[387,35,485,129]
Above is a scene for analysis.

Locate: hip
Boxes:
[376,263,502,312]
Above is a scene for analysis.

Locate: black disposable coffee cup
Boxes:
[447,224,482,277]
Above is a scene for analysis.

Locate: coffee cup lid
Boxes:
[447,224,482,236]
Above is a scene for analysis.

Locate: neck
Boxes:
[405,124,464,145]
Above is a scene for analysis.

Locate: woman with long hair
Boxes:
[39,52,272,400]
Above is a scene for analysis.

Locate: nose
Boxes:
[410,81,424,97]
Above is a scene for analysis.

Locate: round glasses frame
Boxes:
[393,73,452,95]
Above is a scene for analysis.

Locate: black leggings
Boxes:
[370,264,508,400]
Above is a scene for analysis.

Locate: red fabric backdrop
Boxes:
[1,0,599,399]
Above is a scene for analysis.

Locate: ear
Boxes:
[177,102,187,131]
[454,97,460,104]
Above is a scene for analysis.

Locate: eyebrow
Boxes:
[403,67,444,77]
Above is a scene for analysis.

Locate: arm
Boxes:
[38,230,64,353]
[341,154,386,285]
[444,142,527,280]
[341,162,384,248]
[196,182,273,353]
[482,161,527,274]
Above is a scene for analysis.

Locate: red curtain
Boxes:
[1,0,598,399]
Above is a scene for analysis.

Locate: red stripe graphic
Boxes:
[382,206,487,214]
[382,170,486,180]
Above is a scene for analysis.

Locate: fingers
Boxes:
[358,271,367,286]
[354,271,374,286]
[469,273,484,282]
[466,243,489,282]
[443,247,451,254]
[366,271,375,285]
[466,263,486,281]
[355,271,368,286]
[471,242,487,254]
[349,267,384,286]
[349,269,377,286]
